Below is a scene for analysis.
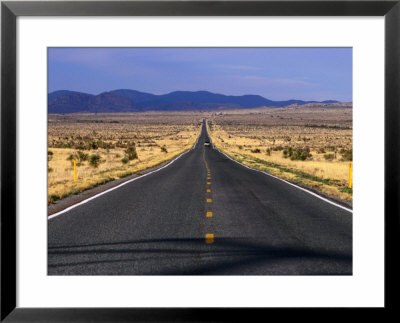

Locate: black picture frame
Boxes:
[1,1,399,321]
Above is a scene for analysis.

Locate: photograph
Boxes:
[47,47,353,275]
[3,0,398,319]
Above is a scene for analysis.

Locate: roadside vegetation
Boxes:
[48,112,202,205]
[207,104,353,202]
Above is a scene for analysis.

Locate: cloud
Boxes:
[239,75,316,88]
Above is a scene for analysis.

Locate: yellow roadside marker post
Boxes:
[348,162,352,189]
[205,233,214,244]
[73,159,77,182]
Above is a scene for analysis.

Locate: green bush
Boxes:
[121,157,129,164]
[283,147,312,161]
[89,154,101,168]
[88,141,98,150]
[266,148,271,156]
[251,148,261,153]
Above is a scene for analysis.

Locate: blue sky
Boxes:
[48,48,352,101]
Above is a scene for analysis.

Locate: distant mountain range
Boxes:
[48,89,340,114]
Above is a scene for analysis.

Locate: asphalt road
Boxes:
[48,120,352,275]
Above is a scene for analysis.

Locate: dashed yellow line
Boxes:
[203,144,214,243]
[205,233,214,244]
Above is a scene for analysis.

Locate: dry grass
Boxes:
[48,112,202,204]
[48,104,353,205]
[207,104,353,202]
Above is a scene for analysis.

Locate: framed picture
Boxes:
[1,0,399,321]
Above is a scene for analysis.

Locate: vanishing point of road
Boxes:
[48,120,352,275]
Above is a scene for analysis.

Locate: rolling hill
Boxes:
[48,89,340,113]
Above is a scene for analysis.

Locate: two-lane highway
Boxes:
[48,120,352,275]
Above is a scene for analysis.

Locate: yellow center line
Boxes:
[207,198,212,203]
[207,182,211,185]
[206,189,211,193]
[206,211,213,218]
[205,233,214,244]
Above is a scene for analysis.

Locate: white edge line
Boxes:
[216,149,353,214]
[48,143,196,220]
[192,123,204,150]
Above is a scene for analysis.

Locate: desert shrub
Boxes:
[317,147,326,154]
[272,145,284,151]
[75,141,86,150]
[88,141,98,150]
[238,145,243,150]
[66,154,76,165]
[115,153,121,158]
[326,145,336,152]
[283,147,312,161]
[76,150,89,163]
[266,148,271,156]
[116,141,127,148]
[48,166,53,173]
[291,147,312,161]
[101,141,115,149]
[125,142,138,160]
[324,153,335,161]
[339,148,352,161]
[89,154,101,168]
[283,147,292,158]
[251,148,261,153]
[66,150,89,166]
[49,194,60,204]
[161,145,168,153]
[48,150,53,161]
[121,157,129,164]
